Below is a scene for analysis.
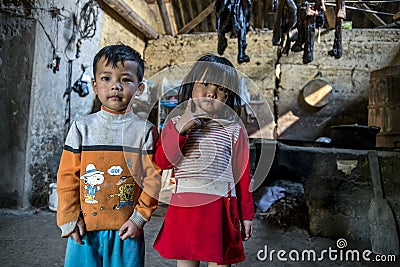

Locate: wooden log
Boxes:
[100,0,159,40]
[178,0,216,34]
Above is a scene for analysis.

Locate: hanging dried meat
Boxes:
[328,0,345,59]
[272,0,297,55]
[291,0,326,64]
[215,0,252,64]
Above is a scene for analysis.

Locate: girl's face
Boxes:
[191,82,229,115]
[92,56,144,113]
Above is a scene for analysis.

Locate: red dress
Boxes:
[153,119,254,265]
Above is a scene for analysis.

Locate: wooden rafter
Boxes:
[177,0,186,26]
[99,0,159,40]
[157,0,173,35]
[355,3,386,27]
[178,0,216,34]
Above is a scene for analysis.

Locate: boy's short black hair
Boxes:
[93,44,145,82]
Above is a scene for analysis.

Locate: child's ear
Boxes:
[135,81,146,96]
[92,79,97,95]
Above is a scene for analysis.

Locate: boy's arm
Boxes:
[130,126,162,228]
[56,121,83,237]
[155,119,188,169]
[233,129,254,221]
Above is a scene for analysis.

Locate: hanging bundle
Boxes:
[215,0,252,64]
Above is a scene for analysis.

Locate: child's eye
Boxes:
[202,82,210,87]
[100,76,109,81]
[217,87,227,93]
[121,78,132,83]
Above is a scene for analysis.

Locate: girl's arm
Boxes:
[233,128,254,221]
[155,119,188,169]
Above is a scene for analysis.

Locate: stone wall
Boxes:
[0,0,102,208]
[0,9,36,208]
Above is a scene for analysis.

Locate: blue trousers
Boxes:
[64,230,145,267]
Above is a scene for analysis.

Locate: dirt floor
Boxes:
[0,205,398,267]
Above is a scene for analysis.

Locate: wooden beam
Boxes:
[355,3,386,27]
[166,1,178,35]
[178,0,216,34]
[157,0,173,35]
[177,0,186,26]
[99,0,159,40]
[195,1,206,32]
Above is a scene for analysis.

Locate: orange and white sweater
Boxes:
[57,107,161,237]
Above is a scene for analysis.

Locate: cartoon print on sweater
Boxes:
[80,164,105,204]
[107,176,135,209]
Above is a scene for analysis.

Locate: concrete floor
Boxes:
[0,205,398,267]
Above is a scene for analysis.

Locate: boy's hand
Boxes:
[119,219,142,240]
[69,218,86,245]
[241,220,253,241]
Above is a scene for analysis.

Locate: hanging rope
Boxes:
[79,0,98,40]
[63,60,73,139]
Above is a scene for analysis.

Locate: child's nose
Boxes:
[111,81,122,91]
[206,85,217,98]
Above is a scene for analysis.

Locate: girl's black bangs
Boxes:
[184,62,239,94]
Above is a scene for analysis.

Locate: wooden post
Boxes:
[100,0,159,40]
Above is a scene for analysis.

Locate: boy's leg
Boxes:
[177,260,200,267]
[101,230,145,267]
[64,232,101,267]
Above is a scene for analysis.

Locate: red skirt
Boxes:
[153,192,245,265]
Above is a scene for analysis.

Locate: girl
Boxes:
[153,54,254,267]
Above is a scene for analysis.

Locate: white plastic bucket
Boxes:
[48,183,58,211]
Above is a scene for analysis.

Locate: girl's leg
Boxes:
[208,263,231,267]
[177,260,200,267]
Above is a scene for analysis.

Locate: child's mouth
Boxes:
[110,95,121,101]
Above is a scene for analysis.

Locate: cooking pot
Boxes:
[330,125,380,149]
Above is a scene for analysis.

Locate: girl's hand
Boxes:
[174,98,206,134]
[69,217,86,244]
[242,220,253,241]
[119,219,142,240]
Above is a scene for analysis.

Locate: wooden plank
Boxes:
[355,3,386,27]
[100,0,159,39]
[178,0,216,34]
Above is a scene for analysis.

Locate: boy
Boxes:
[57,44,161,267]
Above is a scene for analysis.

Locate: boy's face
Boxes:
[92,56,144,113]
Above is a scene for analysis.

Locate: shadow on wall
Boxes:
[277,97,369,141]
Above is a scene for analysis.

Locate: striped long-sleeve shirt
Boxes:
[155,117,254,221]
